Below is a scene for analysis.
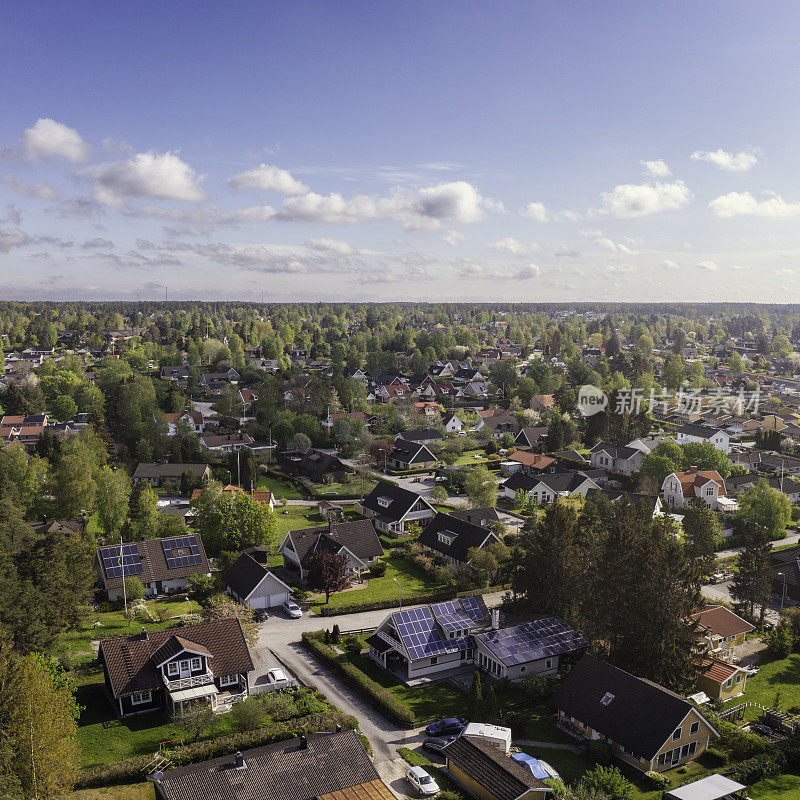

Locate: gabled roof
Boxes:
[504,469,596,494]
[360,481,434,522]
[152,729,381,800]
[474,617,587,666]
[284,520,383,565]
[590,441,641,460]
[390,438,436,463]
[515,426,549,446]
[677,423,728,439]
[695,655,745,685]
[550,654,716,760]
[397,428,443,442]
[690,605,754,638]
[443,735,547,800]
[509,451,555,470]
[664,470,726,499]
[100,618,253,698]
[223,552,291,600]
[418,512,497,562]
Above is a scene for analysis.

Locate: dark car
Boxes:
[423,736,456,753]
[425,717,467,737]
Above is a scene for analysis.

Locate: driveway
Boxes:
[248,644,299,692]
[253,592,506,763]
[702,580,782,625]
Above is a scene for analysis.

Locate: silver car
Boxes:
[282,599,302,618]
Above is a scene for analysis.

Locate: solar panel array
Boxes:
[99,543,143,579]
[161,535,203,569]
[393,607,469,660]
[459,595,487,623]
[476,617,587,666]
[431,600,475,632]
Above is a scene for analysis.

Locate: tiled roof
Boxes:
[690,605,754,638]
[695,656,740,684]
[100,618,253,698]
[509,451,555,469]
[287,520,383,565]
[418,512,496,563]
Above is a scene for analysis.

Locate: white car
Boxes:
[282,599,302,618]
[406,766,439,796]
[266,668,290,688]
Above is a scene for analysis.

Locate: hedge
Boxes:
[302,632,416,727]
[74,709,358,789]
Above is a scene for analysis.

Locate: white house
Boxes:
[662,468,727,510]
[589,442,645,475]
[222,553,292,610]
[163,410,205,436]
[442,412,464,433]
[501,470,600,503]
[675,423,730,454]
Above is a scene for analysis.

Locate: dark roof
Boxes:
[552,450,589,463]
[390,438,436,464]
[153,729,379,800]
[443,735,547,800]
[503,469,595,494]
[398,428,443,442]
[133,462,211,479]
[677,423,726,439]
[28,519,84,536]
[590,441,640,460]
[94,534,210,590]
[474,617,587,666]
[551,654,712,759]
[100,618,253,699]
[222,552,274,599]
[515,426,549,446]
[366,634,393,653]
[448,507,502,528]
[360,481,434,522]
[286,520,383,565]
[418,512,497,563]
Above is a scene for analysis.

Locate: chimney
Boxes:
[140,628,148,640]
[234,751,246,770]
[688,465,699,474]
[335,724,342,733]
[491,607,500,630]
[299,735,308,749]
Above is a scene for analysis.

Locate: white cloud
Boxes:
[776,268,795,276]
[1,175,60,200]
[21,118,91,163]
[663,259,680,269]
[520,201,548,222]
[595,180,692,218]
[732,265,750,271]
[0,229,29,253]
[641,159,671,178]
[691,148,759,172]
[81,151,206,207]
[697,260,720,271]
[227,164,309,195]
[306,237,357,255]
[417,181,485,224]
[515,263,541,280]
[594,237,638,254]
[485,237,536,256]
[606,264,635,274]
[442,230,465,247]
[708,191,800,218]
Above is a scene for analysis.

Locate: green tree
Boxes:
[662,354,685,390]
[466,670,483,721]
[53,454,96,519]
[679,441,731,478]
[731,521,773,624]
[738,479,792,541]
[681,506,721,589]
[122,576,145,603]
[94,466,131,537]
[49,395,77,422]
[128,482,160,540]
[580,765,635,800]
[467,540,510,587]
[729,351,744,374]
[305,549,350,603]
[464,465,497,509]
[484,685,500,725]
[194,484,277,555]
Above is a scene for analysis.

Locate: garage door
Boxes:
[268,592,289,608]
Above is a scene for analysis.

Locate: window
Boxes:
[220,674,239,687]
[546,659,553,669]
[725,678,733,689]
[706,487,714,496]
[688,742,697,757]
[690,721,699,735]
[520,666,527,673]
[430,657,438,666]
[190,657,202,671]
[672,727,682,741]
[180,659,190,672]
[167,662,179,676]
[131,690,152,705]
[735,673,742,684]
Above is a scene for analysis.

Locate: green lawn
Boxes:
[271,506,329,539]
[453,449,491,465]
[61,597,196,658]
[258,472,305,500]
[523,705,577,745]
[308,475,378,498]
[69,783,155,800]
[740,653,800,712]
[750,773,800,799]
[309,551,442,612]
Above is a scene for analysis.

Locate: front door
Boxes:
[671,749,680,766]
[179,659,191,678]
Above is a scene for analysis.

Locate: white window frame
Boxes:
[219,673,239,687]
[672,727,682,741]
[131,690,152,706]
[167,661,179,677]
[190,657,202,671]
[690,720,700,735]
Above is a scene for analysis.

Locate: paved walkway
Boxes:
[514,738,583,753]
[716,530,799,561]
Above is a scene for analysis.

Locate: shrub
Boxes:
[520,673,548,700]
[580,765,635,800]
[645,770,670,789]
[588,740,613,765]
[260,692,298,722]
[728,751,787,784]
[344,636,364,659]
[231,696,266,731]
[703,747,728,767]
[123,576,145,602]
[331,624,341,643]
[370,561,387,577]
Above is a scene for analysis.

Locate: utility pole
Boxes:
[237,449,241,487]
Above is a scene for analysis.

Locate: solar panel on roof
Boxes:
[459,596,486,623]
[161,536,202,570]
[99,543,143,578]
[477,618,586,665]
[393,607,463,660]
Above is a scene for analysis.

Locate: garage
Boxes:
[223,552,293,610]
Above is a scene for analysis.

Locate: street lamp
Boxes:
[392,577,402,611]
[379,448,387,473]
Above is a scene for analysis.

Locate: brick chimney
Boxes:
[688,465,699,474]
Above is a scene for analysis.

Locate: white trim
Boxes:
[156,647,214,669]
[130,690,152,706]
[242,568,293,601]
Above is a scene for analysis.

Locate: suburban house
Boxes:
[551,654,718,773]
[200,432,254,452]
[418,512,501,565]
[237,387,258,411]
[223,552,293,610]
[357,481,435,536]
[163,410,204,435]
[589,441,645,475]
[478,413,520,439]
[98,618,253,718]
[442,735,551,800]
[585,488,664,518]
[160,366,190,383]
[277,449,349,483]
[662,468,729,510]
[690,605,754,663]
[726,472,800,503]
[279,519,383,581]
[501,470,600,503]
[132,462,212,487]
[414,401,440,417]
[387,438,438,470]
[773,545,800,603]
[367,598,585,683]
[530,394,555,412]
[442,412,464,432]
[395,428,443,446]
[94,534,211,602]
[514,426,549,449]
[694,655,750,702]
[502,451,556,476]
[675,423,731,454]
[148,729,392,800]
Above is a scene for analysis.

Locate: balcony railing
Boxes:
[164,670,215,691]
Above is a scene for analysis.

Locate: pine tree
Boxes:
[484,685,500,725]
[466,671,483,721]
[731,522,773,624]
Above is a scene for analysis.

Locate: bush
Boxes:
[231,696,266,731]
[344,636,364,659]
[370,561,387,577]
[703,747,728,767]
[645,770,670,789]
[580,765,635,800]
[728,751,786,784]
[588,740,613,765]
[520,673,548,701]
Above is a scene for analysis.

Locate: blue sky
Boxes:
[2,1,800,301]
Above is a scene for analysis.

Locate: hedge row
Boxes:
[74,709,358,789]
[302,632,416,728]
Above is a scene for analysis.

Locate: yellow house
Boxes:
[695,656,749,702]
[551,655,718,773]
[690,606,754,662]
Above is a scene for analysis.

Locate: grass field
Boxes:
[68,783,155,800]
[741,653,800,711]
[309,551,442,612]
[452,449,491,465]
[750,772,800,799]
[258,472,305,499]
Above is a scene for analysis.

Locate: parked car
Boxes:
[425,717,467,737]
[422,736,456,753]
[265,668,290,689]
[255,609,270,622]
[282,599,302,618]
[406,766,440,796]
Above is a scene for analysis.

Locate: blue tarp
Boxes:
[510,752,550,781]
